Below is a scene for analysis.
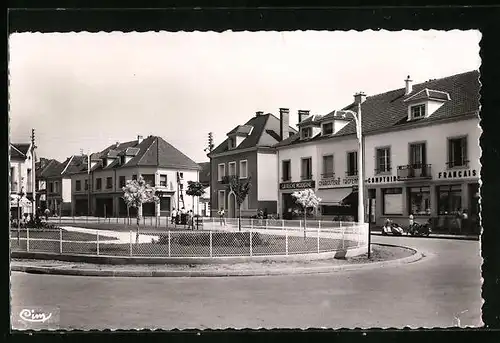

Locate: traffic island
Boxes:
[11,243,423,277]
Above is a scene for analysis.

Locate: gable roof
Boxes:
[10,143,31,159]
[73,135,200,174]
[210,113,297,156]
[36,159,62,178]
[275,70,480,148]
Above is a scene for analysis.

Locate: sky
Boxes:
[9,30,481,163]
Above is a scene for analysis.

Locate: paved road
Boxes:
[10,236,482,330]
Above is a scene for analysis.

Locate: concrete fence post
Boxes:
[282,219,284,231]
[209,231,213,258]
[59,228,63,254]
[285,227,288,255]
[212,217,215,229]
[339,220,342,228]
[250,218,253,230]
[168,231,171,257]
[265,219,268,230]
[317,227,320,253]
[129,230,133,256]
[26,227,30,252]
[249,230,253,257]
[96,230,100,256]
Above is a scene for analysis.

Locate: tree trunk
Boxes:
[136,205,142,244]
[303,209,307,240]
[238,204,242,232]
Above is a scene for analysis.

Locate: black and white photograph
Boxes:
[9,28,483,330]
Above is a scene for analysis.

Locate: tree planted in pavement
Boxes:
[122,176,159,244]
[226,175,252,231]
[292,188,322,239]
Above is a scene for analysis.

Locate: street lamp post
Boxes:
[345,103,369,257]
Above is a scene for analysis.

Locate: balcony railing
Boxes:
[446,160,470,168]
[300,174,313,181]
[397,164,432,180]
[375,167,392,174]
[321,172,335,179]
[345,170,358,177]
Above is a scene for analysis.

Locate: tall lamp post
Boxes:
[345,100,369,257]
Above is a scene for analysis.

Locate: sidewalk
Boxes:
[370,230,479,241]
[10,243,423,277]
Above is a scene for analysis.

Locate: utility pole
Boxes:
[87,150,91,217]
[31,129,37,217]
[204,132,214,217]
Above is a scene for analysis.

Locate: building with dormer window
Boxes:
[274,70,480,232]
[208,109,297,218]
[70,135,201,217]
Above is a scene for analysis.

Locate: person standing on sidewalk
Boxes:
[408,213,414,235]
[171,208,177,227]
[218,208,226,226]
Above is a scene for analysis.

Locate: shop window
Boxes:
[376,147,391,173]
[346,151,358,176]
[408,187,431,216]
[382,188,403,215]
[438,184,462,215]
[447,136,468,168]
[282,160,291,181]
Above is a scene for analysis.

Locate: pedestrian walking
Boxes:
[408,213,414,235]
[171,208,177,226]
[218,208,226,226]
[187,210,194,230]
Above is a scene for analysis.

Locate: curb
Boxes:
[371,232,479,241]
[11,245,423,278]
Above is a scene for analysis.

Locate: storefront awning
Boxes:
[316,188,353,205]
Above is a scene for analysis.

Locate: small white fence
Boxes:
[10,219,368,258]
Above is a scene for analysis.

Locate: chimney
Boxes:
[279,108,290,141]
[298,110,310,124]
[405,75,413,95]
[256,111,264,117]
[115,141,120,147]
[354,92,366,104]
[137,135,143,144]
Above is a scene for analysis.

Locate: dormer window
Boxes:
[301,127,312,139]
[411,104,426,119]
[228,137,235,149]
[322,122,334,135]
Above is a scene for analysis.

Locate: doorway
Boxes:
[228,192,236,218]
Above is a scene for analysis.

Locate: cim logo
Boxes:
[19,309,53,323]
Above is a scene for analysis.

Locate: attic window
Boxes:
[228,137,235,149]
[301,127,312,139]
[322,122,334,135]
[411,104,426,119]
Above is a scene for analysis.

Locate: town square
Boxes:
[9,29,482,330]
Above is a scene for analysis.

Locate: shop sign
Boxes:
[365,175,400,184]
[438,169,477,179]
[318,177,358,189]
[280,181,315,190]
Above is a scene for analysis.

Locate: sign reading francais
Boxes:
[280,181,315,190]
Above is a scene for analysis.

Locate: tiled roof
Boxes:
[210,113,297,155]
[275,70,480,148]
[76,136,200,173]
[36,159,62,178]
[42,159,66,178]
[10,143,31,159]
